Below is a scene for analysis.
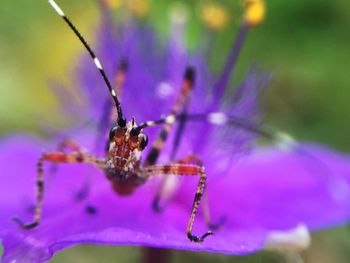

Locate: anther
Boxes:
[100,0,123,10]
[244,0,265,27]
[200,2,229,31]
[127,0,150,18]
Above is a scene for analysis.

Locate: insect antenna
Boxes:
[48,0,125,126]
[136,112,275,141]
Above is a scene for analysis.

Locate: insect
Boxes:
[13,0,273,243]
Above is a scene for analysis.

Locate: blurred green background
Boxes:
[1,0,350,262]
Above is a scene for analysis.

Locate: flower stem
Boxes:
[142,247,172,263]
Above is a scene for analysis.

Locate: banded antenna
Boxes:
[48,0,125,126]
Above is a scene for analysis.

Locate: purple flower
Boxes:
[1,1,350,262]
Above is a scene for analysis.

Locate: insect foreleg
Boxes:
[13,151,104,229]
[143,159,212,243]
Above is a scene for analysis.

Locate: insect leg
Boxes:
[13,151,104,229]
[152,102,190,212]
[169,101,190,161]
[144,68,195,211]
[143,161,212,243]
[53,138,82,165]
[50,138,83,172]
[177,155,226,230]
[57,138,82,152]
[144,67,195,166]
[46,139,93,200]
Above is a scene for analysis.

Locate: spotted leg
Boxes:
[153,154,225,229]
[145,68,195,212]
[144,67,195,166]
[152,103,190,212]
[48,139,93,200]
[152,154,200,212]
[49,139,83,173]
[178,155,226,231]
[144,159,212,243]
[13,151,104,229]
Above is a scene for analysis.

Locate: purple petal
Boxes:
[1,136,350,262]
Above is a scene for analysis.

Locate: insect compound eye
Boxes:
[109,126,126,141]
[139,134,148,150]
[109,127,117,141]
[130,127,141,137]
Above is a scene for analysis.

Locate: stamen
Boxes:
[127,0,150,18]
[168,3,187,78]
[170,3,188,27]
[99,0,123,10]
[200,2,229,31]
[212,23,248,107]
[211,0,265,108]
[244,0,265,27]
